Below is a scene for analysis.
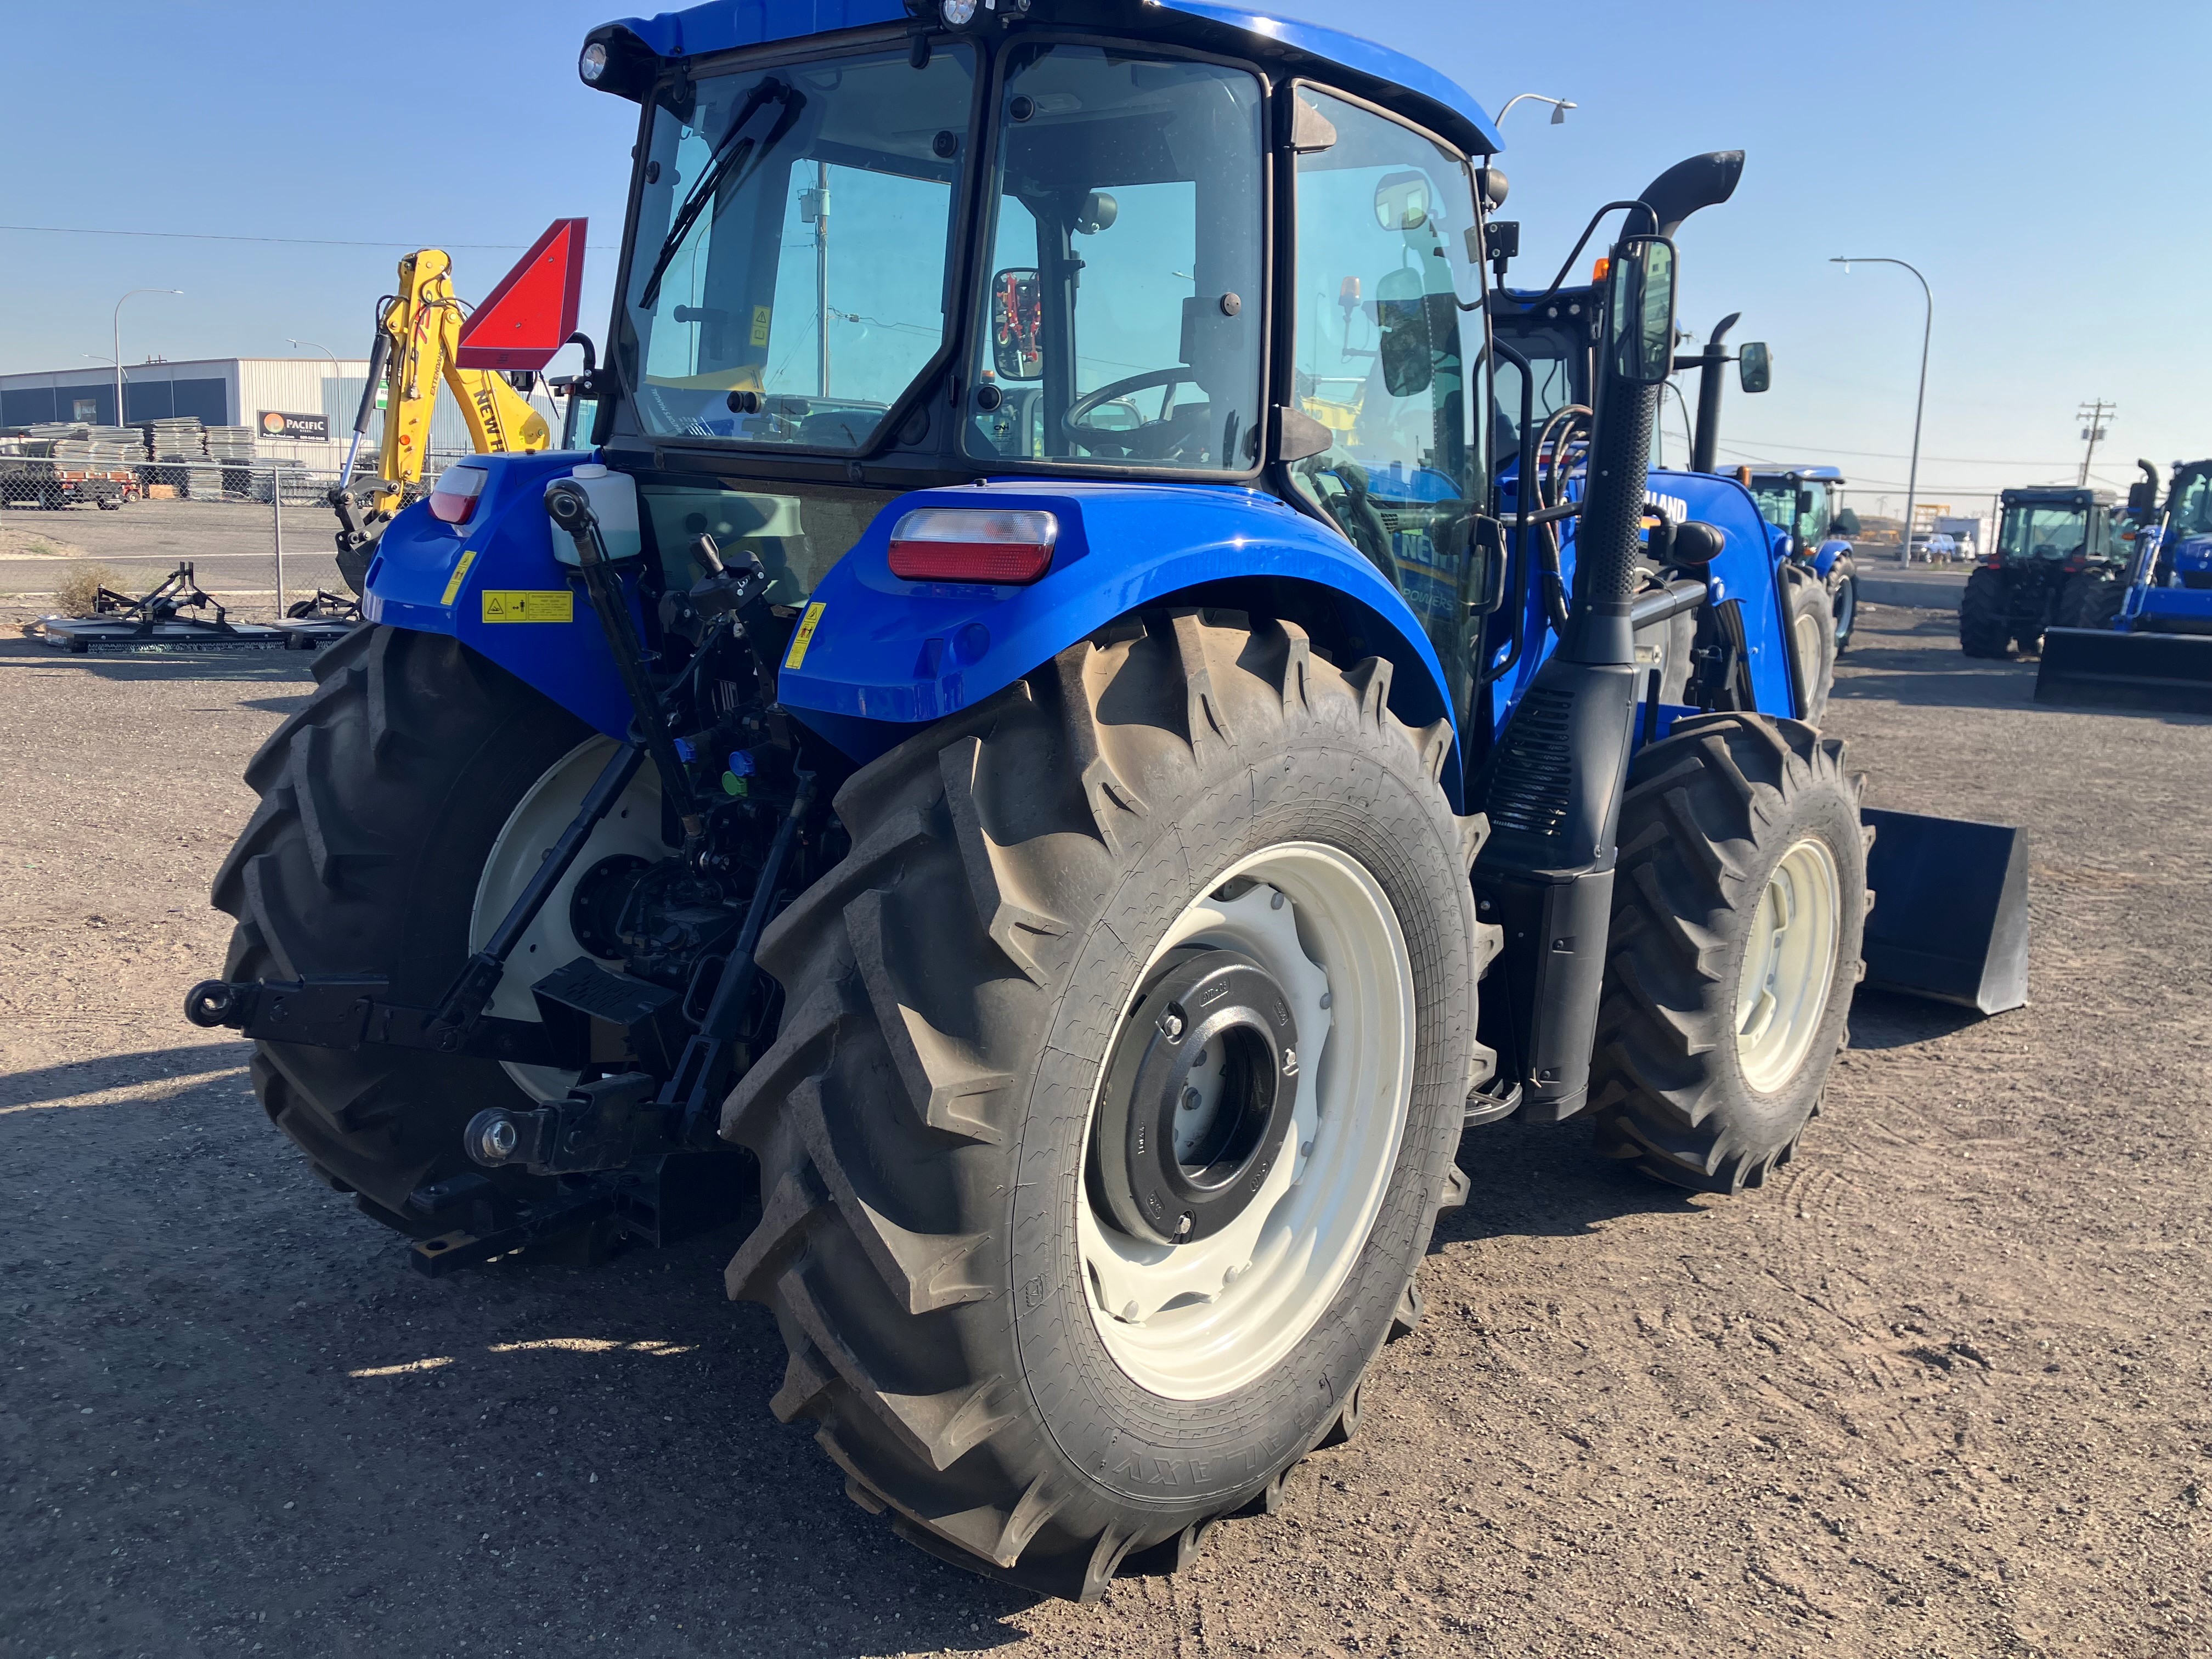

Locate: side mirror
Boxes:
[1604,235,1677,386]
[2126,477,2158,516]
[990,267,1043,381]
[1374,267,1434,397]
[1373,170,1432,232]
[1739,340,1771,393]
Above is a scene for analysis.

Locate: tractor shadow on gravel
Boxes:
[1435,1117,1705,1250]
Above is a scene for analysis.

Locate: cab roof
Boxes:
[584,0,1502,155]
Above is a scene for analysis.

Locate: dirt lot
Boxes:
[3,604,2208,1659]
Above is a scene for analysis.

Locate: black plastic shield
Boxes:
[1860,809,2029,1014]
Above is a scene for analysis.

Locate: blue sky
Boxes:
[4,0,2205,521]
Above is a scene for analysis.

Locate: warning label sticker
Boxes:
[785,600,826,669]
[439,548,478,606]
[481,590,574,623]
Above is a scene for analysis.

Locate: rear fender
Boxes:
[359,449,637,738]
[776,480,1465,806]
[361,467,1464,805]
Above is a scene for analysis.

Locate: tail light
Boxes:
[888,507,1058,584]
[428,465,489,524]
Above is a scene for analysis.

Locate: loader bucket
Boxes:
[2034,627,2212,714]
[1859,808,2029,1015]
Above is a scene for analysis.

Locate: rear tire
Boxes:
[210,625,598,1229]
[2057,568,2123,631]
[1782,562,1836,723]
[1588,713,1866,1194]
[721,609,1484,1599]
[1958,566,2011,658]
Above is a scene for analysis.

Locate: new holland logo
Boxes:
[1644,489,1689,523]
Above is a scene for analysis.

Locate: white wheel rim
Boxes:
[1078,842,1414,1401]
[1793,607,1826,703]
[471,736,665,1102]
[1733,836,1841,1093]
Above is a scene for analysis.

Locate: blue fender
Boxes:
[360,464,1466,805]
[777,479,1465,804]
[1811,537,1852,580]
[360,450,639,741]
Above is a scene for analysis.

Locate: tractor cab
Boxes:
[1991,486,2119,571]
[1747,466,1848,559]
[580,0,1502,712]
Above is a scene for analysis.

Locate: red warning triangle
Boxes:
[456,218,587,371]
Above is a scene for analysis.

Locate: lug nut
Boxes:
[1121,1300,1141,1322]
[1282,1047,1299,1075]
[1175,1213,1193,1238]
[1300,1138,1314,1158]
[1181,1087,1200,1110]
[1269,888,1285,910]
[479,1117,518,1161]
[1159,1008,1186,1041]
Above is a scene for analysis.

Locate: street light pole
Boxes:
[286,339,338,364]
[112,288,183,428]
[1494,92,1576,125]
[1831,256,1929,562]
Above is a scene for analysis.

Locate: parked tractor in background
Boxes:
[1748,464,1858,652]
[1958,483,2120,658]
[2034,458,2212,710]
[184,0,1994,1601]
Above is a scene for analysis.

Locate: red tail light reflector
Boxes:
[428,465,489,525]
[888,507,1059,583]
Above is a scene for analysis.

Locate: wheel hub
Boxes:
[1095,948,1298,1245]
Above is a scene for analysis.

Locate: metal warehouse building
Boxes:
[0,357,553,466]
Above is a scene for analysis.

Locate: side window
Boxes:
[1288,89,1489,714]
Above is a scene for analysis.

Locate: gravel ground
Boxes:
[3,602,2208,1659]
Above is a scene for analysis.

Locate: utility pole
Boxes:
[2075,399,2114,487]
[803,161,831,398]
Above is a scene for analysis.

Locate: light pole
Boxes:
[1494,93,1576,125]
[112,289,183,428]
[286,338,338,364]
[1831,256,1929,562]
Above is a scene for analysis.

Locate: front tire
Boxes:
[1783,562,1836,723]
[2057,568,2123,631]
[1827,556,1858,654]
[721,610,1485,1599]
[1589,714,1866,1194]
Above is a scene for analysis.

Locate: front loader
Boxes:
[184,0,2003,1600]
[2035,457,2212,712]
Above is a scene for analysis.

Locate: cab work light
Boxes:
[427,465,489,525]
[888,507,1058,583]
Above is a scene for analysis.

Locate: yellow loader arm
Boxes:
[370,248,550,515]
[329,247,553,589]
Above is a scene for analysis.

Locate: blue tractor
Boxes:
[189,0,1886,1596]
[2036,458,2212,710]
[1747,465,1858,654]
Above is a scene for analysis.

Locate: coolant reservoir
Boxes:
[552,463,643,564]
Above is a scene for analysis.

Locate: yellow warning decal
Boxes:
[750,304,773,347]
[481,590,575,624]
[439,548,478,606]
[785,600,827,669]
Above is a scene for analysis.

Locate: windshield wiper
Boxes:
[636,77,806,311]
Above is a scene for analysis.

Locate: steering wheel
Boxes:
[1064,368,1209,462]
